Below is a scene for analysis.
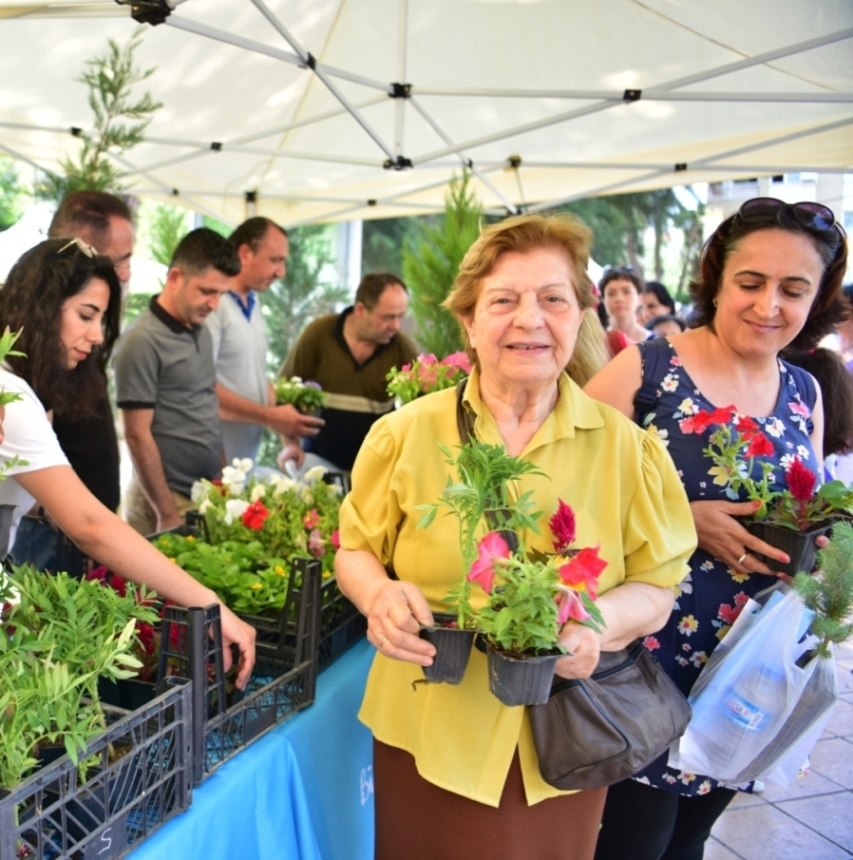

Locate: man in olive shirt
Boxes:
[279,273,417,473]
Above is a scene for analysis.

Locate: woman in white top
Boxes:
[0,238,255,687]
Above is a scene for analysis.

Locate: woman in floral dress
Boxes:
[585,198,848,860]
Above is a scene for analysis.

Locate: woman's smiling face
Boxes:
[462,246,582,393]
[712,228,824,359]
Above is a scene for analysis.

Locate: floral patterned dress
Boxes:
[632,337,816,797]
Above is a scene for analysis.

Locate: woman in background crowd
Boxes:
[641,280,677,324]
[599,267,651,351]
[0,238,256,687]
[586,197,847,860]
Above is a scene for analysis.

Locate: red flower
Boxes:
[743,431,774,458]
[549,499,577,554]
[556,587,591,624]
[681,406,734,434]
[735,415,759,433]
[303,509,320,530]
[558,544,608,600]
[785,457,817,502]
[467,532,511,594]
[331,529,340,550]
[643,635,660,651]
[717,603,740,625]
[242,500,270,530]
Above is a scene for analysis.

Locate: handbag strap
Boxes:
[633,337,671,419]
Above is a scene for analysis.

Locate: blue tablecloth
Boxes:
[128,640,375,860]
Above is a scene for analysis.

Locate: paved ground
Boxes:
[706,636,853,860]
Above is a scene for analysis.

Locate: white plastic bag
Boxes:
[668,585,838,785]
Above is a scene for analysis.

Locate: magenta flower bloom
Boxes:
[308,528,325,557]
[467,531,511,594]
[441,351,472,373]
[549,499,577,554]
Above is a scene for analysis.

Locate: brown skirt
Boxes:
[374,739,607,860]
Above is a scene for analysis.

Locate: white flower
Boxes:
[327,483,342,497]
[303,465,328,485]
[190,480,208,504]
[198,498,212,515]
[250,483,267,502]
[223,499,250,525]
[231,457,254,475]
[270,475,296,497]
[221,466,247,495]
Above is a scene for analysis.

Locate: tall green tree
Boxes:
[150,203,192,266]
[39,27,161,202]
[402,171,483,357]
[362,215,425,277]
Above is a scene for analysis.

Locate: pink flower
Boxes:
[558,545,608,600]
[786,457,817,502]
[643,636,660,651]
[420,353,438,366]
[303,509,320,529]
[331,529,340,550]
[549,499,577,554]
[733,591,749,609]
[467,532,511,594]
[308,528,325,558]
[789,400,811,420]
[556,586,591,624]
[441,351,472,373]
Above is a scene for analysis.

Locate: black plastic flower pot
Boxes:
[745,520,831,576]
[419,613,476,684]
[487,644,560,707]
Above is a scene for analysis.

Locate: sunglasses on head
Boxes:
[736,197,845,238]
[56,237,97,258]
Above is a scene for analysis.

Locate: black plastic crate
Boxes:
[0,680,192,860]
[157,557,321,785]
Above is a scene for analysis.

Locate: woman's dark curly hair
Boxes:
[689,203,848,350]
[0,238,122,417]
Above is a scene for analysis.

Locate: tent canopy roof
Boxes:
[1,0,851,226]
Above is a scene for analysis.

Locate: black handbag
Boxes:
[528,641,692,791]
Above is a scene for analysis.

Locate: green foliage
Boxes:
[402,172,483,357]
[274,377,328,412]
[38,27,161,202]
[362,216,424,277]
[793,521,853,658]
[201,214,231,239]
[0,157,24,231]
[149,203,192,266]
[417,440,543,627]
[0,567,159,789]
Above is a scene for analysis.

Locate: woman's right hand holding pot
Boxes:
[363,578,437,667]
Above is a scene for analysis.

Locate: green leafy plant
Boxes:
[386,351,471,404]
[402,171,483,357]
[38,27,161,201]
[0,567,159,790]
[687,405,853,529]
[793,521,853,659]
[0,327,27,481]
[274,376,328,413]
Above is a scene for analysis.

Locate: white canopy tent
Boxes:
[0,0,851,227]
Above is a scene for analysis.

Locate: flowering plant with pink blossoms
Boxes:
[417,439,607,652]
[386,351,472,404]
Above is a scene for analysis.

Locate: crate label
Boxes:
[245,706,276,742]
[83,813,128,860]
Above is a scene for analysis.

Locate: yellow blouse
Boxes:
[339,369,696,806]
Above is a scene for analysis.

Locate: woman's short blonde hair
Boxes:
[443,213,605,383]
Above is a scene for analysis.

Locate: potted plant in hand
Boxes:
[274,375,327,415]
[386,351,471,405]
[687,405,853,576]
[469,498,607,707]
[415,439,542,683]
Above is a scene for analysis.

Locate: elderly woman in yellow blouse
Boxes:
[335,214,697,860]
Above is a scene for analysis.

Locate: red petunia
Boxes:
[331,529,340,550]
[743,431,774,458]
[549,499,577,554]
[785,457,817,502]
[467,532,511,594]
[558,544,608,600]
[734,415,759,433]
[302,509,320,530]
[242,500,270,530]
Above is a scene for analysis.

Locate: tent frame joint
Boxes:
[623,89,642,103]
[390,82,412,99]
